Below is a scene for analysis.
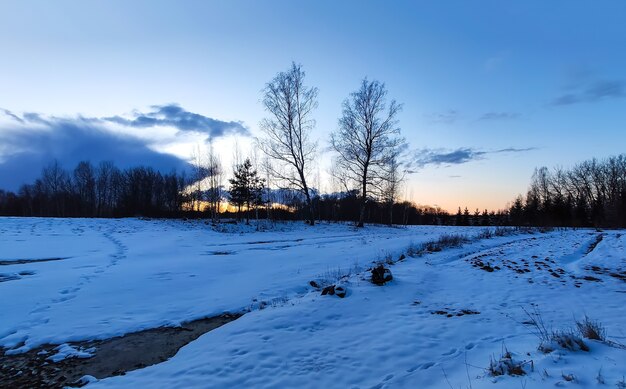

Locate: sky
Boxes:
[1,0,625,212]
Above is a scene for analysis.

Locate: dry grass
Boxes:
[487,346,530,377]
[407,233,471,256]
[522,306,590,353]
[575,315,606,341]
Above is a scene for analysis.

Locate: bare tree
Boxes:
[261,156,274,220]
[73,161,96,216]
[379,150,405,225]
[205,141,223,222]
[41,160,71,216]
[259,62,318,225]
[330,78,403,227]
[190,145,205,212]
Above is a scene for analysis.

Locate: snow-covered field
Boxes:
[1,218,625,388]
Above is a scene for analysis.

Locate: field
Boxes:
[1,218,625,388]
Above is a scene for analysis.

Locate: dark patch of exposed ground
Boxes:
[465,233,626,288]
[0,313,241,389]
[585,233,605,254]
[586,265,626,283]
[431,309,480,318]
[0,257,68,266]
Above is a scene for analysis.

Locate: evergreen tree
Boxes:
[455,207,463,226]
[462,207,471,226]
[228,158,265,225]
[481,209,490,226]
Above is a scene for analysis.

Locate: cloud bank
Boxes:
[0,105,249,190]
[105,104,249,140]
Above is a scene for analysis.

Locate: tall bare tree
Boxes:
[190,145,205,212]
[205,141,223,221]
[73,161,96,216]
[330,78,403,227]
[379,149,405,225]
[259,62,318,225]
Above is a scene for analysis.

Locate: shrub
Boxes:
[478,228,493,239]
[413,233,470,255]
[494,226,514,236]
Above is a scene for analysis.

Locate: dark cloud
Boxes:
[477,112,520,121]
[551,79,625,106]
[0,105,251,190]
[0,111,192,191]
[426,110,459,124]
[105,104,249,139]
[414,148,485,167]
[412,147,535,169]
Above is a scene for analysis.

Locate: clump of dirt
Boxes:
[0,313,241,389]
[430,308,480,318]
[468,256,499,272]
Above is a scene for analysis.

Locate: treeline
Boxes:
[3,154,624,229]
[315,193,509,226]
[0,158,510,226]
[0,160,189,217]
[227,185,509,226]
[508,154,626,228]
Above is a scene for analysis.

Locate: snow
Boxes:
[1,217,625,388]
[47,343,96,362]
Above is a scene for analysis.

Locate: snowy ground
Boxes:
[1,218,625,388]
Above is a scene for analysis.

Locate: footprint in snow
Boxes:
[407,362,435,372]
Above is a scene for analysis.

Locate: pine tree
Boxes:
[229,158,265,225]
[462,207,471,226]
[455,207,463,226]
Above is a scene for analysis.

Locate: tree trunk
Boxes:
[357,171,367,227]
[299,170,315,226]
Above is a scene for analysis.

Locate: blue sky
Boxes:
[1,0,625,211]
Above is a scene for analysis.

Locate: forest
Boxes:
[0,153,624,228]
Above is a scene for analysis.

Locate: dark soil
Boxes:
[584,233,604,255]
[0,313,241,389]
[431,308,480,318]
